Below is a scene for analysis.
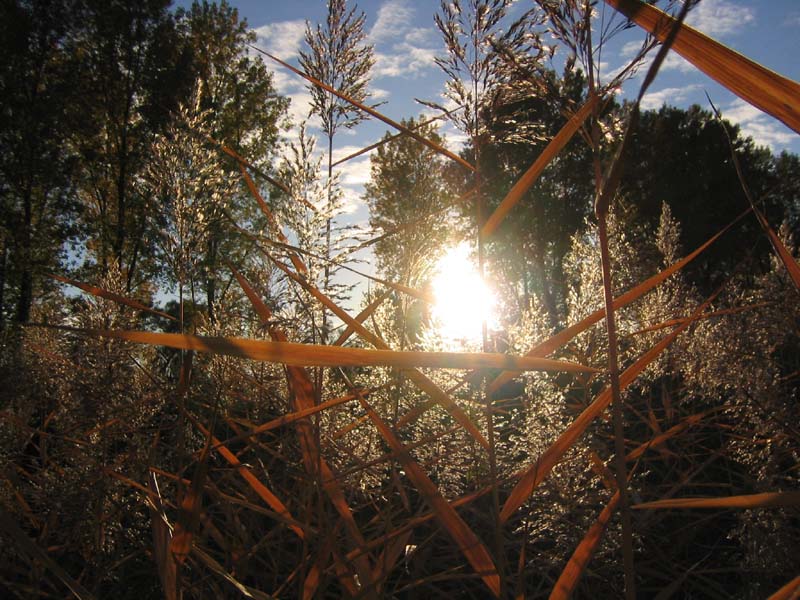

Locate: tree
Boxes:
[365,118,455,286]
[176,0,289,323]
[0,0,82,323]
[299,0,374,341]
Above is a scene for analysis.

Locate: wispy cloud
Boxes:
[785,12,800,27]
[686,0,755,37]
[721,98,797,150]
[641,84,703,110]
[254,20,306,61]
[369,0,439,79]
[253,20,307,94]
[369,0,415,44]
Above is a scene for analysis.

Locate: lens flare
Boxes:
[430,242,497,344]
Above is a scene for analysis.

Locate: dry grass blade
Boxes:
[219,391,365,448]
[147,474,177,600]
[481,94,600,239]
[331,105,464,167]
[192,420,305,539]
[486,210,748,396]
[549,491,621,600]
[269,258,490,448]
[628,302,770,336]
[0,511,97,600]
[500,287,719,523]
[209,132,293,198]
[370,529,413,595]
[170,430,211,564]
[333,289,391,347]
[603,0,800,134]
[248,44,475,172]
[357,396,501,598]
[231,278,376,593]
[49,273,175,321]
[191,545,273,600]
[755,207,800,291]
[767,576,800,600]
[632,492,800,510]
[626,411,715,461]
[88,328,598,372]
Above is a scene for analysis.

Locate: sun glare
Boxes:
[431,243,497,344]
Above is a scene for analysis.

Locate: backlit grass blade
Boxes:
[248,44,475,172]
[49,273,175,321]
[269,258,490,448]
[628,302,770,336]
[147,474,177,600]
[500,287,720,523]
[481,94,599,239]
[192,421,305,539]
[486,210,749,396]
[549,491,620,600]
[88,328,598,372]
[357,395,501,598]
[633,492,800,510]
[331,105,464,167]
[603,0,800,134]
[755,206,800,291]
[333,289,391,347]
[767,576,800,600]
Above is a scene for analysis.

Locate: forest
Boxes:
[1,0,799,598]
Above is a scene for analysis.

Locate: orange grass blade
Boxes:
[331,105,464,167]
[268,258,490,448]
[248,45,475,172]
[603,0,800,134]
[755,207,800,291]
[192,421,305,539]
[632,491,800,510]
[486,210,749,396]
[628,302,770,336]
[49,273,175,321]
[333,289,391,347]
[481,94,600,239]
[499,290,717,523]
[549,492,621,600]
[767,576,800,600]
[147,474,178,600]
[626,411,714,461]
[357,396,501,598]
[88,328,598,372]
[209,133,293,198]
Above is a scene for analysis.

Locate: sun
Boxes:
[430,242,497,344]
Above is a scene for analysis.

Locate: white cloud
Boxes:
[335,156,371,187]
[640,84,703,110]
[254,20,306,61]
[721,98,797,150]
[253,20,308,94]
[374,44,437,78]
[785,13,800,27]
[369,0,415,43]
[368,0,440,80]
[687,0,755,37]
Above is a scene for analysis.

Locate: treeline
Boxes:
[1,0,799,598]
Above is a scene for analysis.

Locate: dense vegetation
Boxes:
[1,0,798,598]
